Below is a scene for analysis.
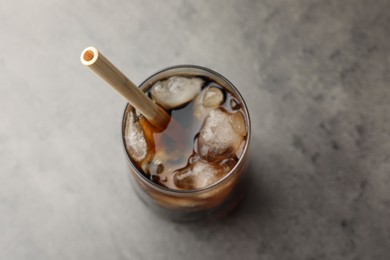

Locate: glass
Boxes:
[122,65,251,221]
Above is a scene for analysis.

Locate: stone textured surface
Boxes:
[1,0,389,259]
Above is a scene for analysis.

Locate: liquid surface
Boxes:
[124,76,247,190]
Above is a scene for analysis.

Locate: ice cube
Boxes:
[229,97,242,111]
[151,76,203,110]
[202,87,224,108]
[148,158,165,175]
[174,161,230,190]
[220,157,238,171]
[198,109,247,161]
[229,111,247,136]
[141,156,163,176]
[194,87,225,120]
[124,110,153,163]
[141,148,184,177]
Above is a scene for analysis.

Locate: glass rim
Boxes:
[121,64,251,195]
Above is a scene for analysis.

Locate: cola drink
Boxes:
[122,66,251,221]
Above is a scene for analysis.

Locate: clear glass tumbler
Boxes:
[122,65,251,221]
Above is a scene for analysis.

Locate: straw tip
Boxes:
[80,47,98,65]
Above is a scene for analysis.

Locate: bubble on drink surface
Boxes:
[198,109,247,161]
[151,76,203,110]
[125,110,153,163]
[174,161,232,190]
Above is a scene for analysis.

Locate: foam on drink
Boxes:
[124,76,247,190]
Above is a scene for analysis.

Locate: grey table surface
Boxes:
[1,0,389,259]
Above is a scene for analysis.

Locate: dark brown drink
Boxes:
[122,66,250,221]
